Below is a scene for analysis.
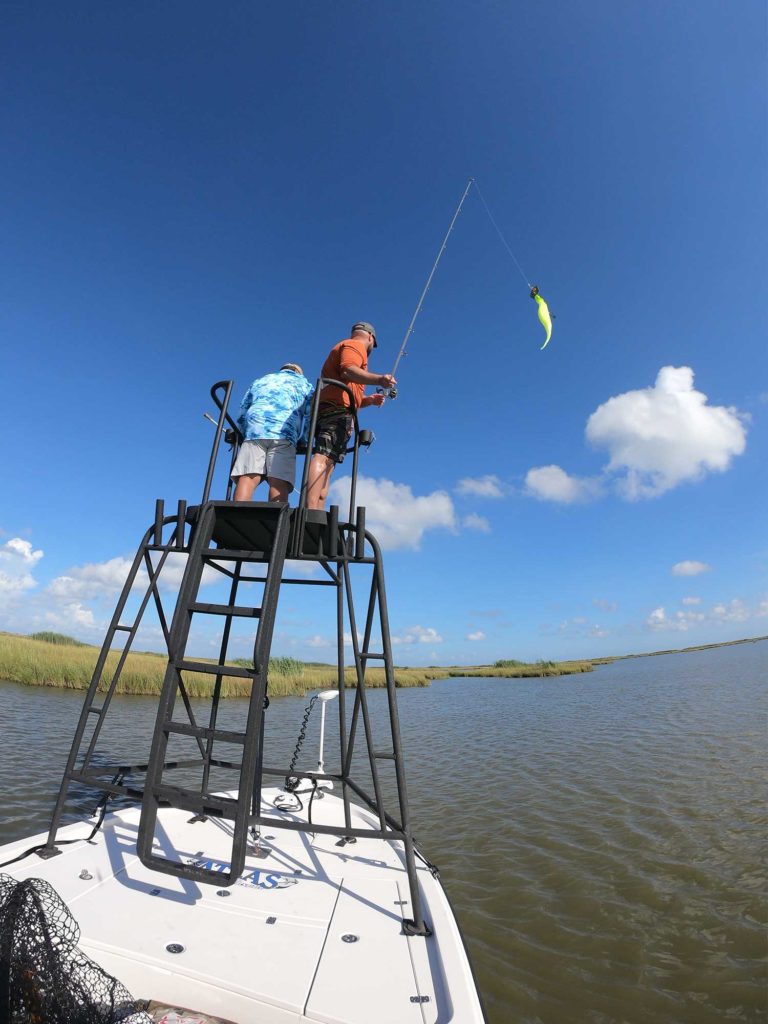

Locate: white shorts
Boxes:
[230,439,297,490]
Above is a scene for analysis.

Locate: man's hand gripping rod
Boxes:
[380,177,475,400]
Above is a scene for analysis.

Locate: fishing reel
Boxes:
[376,386,398,400]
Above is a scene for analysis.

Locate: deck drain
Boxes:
[165,943,185,954]
[216,889,231,897]
[341,934,359,943]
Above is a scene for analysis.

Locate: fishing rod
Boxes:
[383,177,475,398]
[382,178,553,393]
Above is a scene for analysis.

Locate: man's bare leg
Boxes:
[266,477,290,504]
[306,454,335,510]
[234,473,264,501]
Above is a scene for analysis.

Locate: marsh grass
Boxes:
[0,631,594,697]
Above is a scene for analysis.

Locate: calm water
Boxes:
[1,642,766,1022]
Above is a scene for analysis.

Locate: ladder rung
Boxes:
[359,653,385,660]
[203,549,269,561]
[87,707,104,716]
[176,660,255,679]
[113,624,133,632]
[374,750,395,760]
[164,721,247,745]
[152,784,238,818]
[189,602,262,618]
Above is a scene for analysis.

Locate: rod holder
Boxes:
[154,499,164,546]
[328,505,339,559]
[175,501,187,549]
[354,507,366,560]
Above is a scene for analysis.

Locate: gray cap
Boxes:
[351,321,377,347]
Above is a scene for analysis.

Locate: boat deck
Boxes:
[1,787,484,1023]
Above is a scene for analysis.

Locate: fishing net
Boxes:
[0,873,151,1024]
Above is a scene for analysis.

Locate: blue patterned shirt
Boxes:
[236,369,315,445]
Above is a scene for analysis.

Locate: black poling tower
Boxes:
[40,380,430,936]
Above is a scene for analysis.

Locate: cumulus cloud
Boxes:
[647,597,763,632]
[672,560,711,577]
[306,634,331,648]
[525,367,747,504]
[525,465,601,504]
[646,606,703,631]
[586,366,747,499]
[462,513,491,533]
[392,625,443,645]
[681,596,701,606]
[44,601,96,630]
[455,475,505,499]
[710,599,750,623]
[47,557,135,601]
[0,538,44,599]
[0,539,43,566]
[466,630,486,641]
[329,476,456,551]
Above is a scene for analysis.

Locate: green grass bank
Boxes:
[0,631,593,698]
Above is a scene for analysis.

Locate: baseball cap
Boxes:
[351,321,377,347]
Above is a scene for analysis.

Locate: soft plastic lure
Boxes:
[530,286,553,349]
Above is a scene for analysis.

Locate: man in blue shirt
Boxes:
[231,363,314,503]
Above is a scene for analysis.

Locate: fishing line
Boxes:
[387,177,551,396]
[472,180,532,289]
[387,177,475,389]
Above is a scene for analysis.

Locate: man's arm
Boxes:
[339,364,396,390]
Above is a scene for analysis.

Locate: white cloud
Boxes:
[466,630,486,641]
[44,601,96,630]
[672,560,711,577]
[47,557,135,601]
[455,475,505,499]
[646,596,764,632]
[0,571,37,595]
[0,538,44,599]
[681,596,701,606]
[329,476,456,551]
[306,634,331,648]
[391,625,443,645]
[710,599,750,624]
[462,513,491,533]
[0,538,43,566]
[525,465,601,504]
[586,366,747,499]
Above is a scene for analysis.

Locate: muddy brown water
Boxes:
[1,641,766,1022]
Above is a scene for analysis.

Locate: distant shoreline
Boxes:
[592,635,767,663]
[0,631,592,698]
[0,631,763,698]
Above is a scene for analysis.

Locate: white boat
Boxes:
[0,381,486,1023]
[0,782,485,1022]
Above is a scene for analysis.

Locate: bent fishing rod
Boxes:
[382,177,549,398]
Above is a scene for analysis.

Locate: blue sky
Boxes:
[1,1,766,664]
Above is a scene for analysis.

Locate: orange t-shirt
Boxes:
[319,338,369,410]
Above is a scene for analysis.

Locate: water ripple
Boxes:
[1,642,766,1022]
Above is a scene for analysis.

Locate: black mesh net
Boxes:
[0,873,151,1024]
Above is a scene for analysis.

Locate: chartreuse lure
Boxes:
[530,286,553,349]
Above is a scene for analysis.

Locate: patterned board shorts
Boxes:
[313,405,353,464]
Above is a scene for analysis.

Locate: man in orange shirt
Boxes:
[306,322,396,510]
